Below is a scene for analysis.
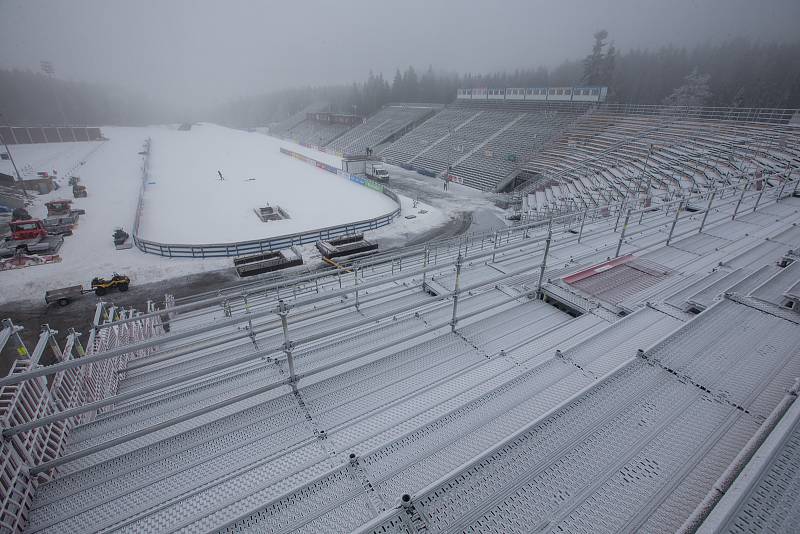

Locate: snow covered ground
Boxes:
[0,141,104,188]
[0,124,456,304]
[139,125,398,243]
[0,127,232,304]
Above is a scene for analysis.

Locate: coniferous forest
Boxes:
[2,35,799,128]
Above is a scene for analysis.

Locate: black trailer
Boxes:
[315,234,378,259]
[234,249,303,277]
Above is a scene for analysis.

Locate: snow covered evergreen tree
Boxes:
[583,30,609,85]
[662,68,712,107]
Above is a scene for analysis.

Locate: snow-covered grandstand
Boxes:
[326,104,440,156]
[268,103,331,138]
[268,94,800,207]
[2,169,800,532]
[518,104,800,216]
[383,100,589,190]
[377,94,800,200]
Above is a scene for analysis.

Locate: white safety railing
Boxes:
[0,306,164,532]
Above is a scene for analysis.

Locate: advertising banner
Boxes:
[365,180,383,192]
[281,147,390,197]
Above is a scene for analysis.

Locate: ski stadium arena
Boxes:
[1,87,800,533]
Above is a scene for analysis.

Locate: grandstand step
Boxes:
[748,259,800,305]
[723,239,793,270]
[361,296,800,533]
[664,269,730,310]
[117,289,433,393]
[726,263,782,295]
[422,278,449,296]
[696,391,800,533]
[409,110,483,166]
[684,267,751,311]
[31,301,563,533]
[200,307,679,533]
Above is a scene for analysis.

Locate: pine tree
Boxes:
[662,68,712,107]
[403,66,418,102]
[391,69,403,102]
[602,43,616,85]
[582,30,608,85]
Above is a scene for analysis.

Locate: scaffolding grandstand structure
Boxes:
[2,149,800,533]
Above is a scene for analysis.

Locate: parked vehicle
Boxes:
[367,164,390,182]
[45,285,89,306]
[91,273,130,295]
[0,219,64,258]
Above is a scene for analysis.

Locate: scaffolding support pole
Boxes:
[578,208,588,243]
[353,268,359,310]
[614,209,632,258]
[422,246,429,288]
[536,217,553,298]
[698,189,716,234]
[753,182,765,212]
[277,300,295,384]
[666,203,681,246]
[450,253,463,332]
[776,178,788,202]
[732,180,748,221]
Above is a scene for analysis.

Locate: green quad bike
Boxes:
[91,273,130,296]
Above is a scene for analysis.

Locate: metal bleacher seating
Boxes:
[2,170,800,532]
[382,100,589,191]
[518,105,800,217]
[268,102,330,138]
[326,104,440,156]
[283,119,351,147]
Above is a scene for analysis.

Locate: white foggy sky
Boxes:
[1,0,799,111]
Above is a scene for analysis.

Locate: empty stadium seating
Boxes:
[518,105,800,216]
[268,102,330,138]
[2,175,800,532]
[283,119,351,147]
[382,100,589,191]
[326,104,440,156]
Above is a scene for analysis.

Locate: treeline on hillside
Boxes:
[219,36,800,128]
[2,35,798,128]
[611,38,800,108]
[0,69,165,126]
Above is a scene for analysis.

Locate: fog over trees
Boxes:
[1,33,799,127]
[215,37,800,128]
[0,69,170,126]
